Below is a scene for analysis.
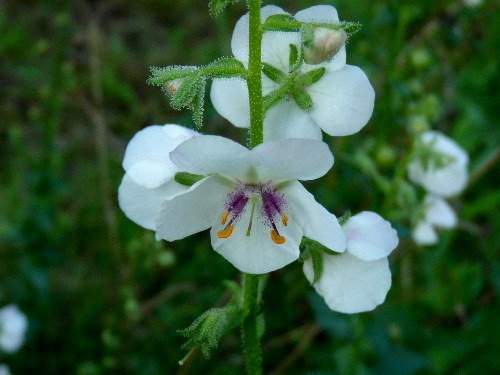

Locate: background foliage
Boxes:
[1,0,499,374]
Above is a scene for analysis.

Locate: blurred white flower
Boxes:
[303,212,399,313]
[0,305,28,353]
[412,195,457,246]
[155,135,346,274]
[0,364,11,375]
[118,124,199,232]
[211,5,375,141]
[408,130,468,197]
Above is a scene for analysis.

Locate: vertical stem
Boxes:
[242,273,263,375]
[242,1,264,374]
[247,0,264,148]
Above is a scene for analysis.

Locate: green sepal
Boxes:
[148,66,197,85]
[178,304,242,358]
[209,0,241,17]
[296,67,326,87]
[170,74,204,109]
[309,246,324,284]
[263,14,301,32]
[203,57,246,78]
[263,84,290,113]
[262,62,286,83]
[174,172,205,186]
[191,78,206,128]
[292,89,313,110]
[338,210,351,226]
[288,44,301,72]
[256,313,265,340]
[342,21,362,36]
[301,237,342,257]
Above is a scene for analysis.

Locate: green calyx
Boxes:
[262,64,325,113]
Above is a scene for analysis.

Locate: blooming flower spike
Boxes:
[155,136,346,274]
[210,5,375,141]
[303,212,399,313]
[408,131,469,197]
[118,124,199,232]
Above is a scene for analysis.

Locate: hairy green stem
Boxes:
[241,1,264,375]
[241,274,263,375]
[247,0,264,148]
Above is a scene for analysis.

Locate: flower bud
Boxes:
[163,78,184,96]
[302,27,347,65]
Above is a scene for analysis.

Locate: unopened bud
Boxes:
[163,78,184,96]
[302,27,347,65]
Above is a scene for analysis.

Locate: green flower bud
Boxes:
[302,27,347,65]
[163,78,184,96]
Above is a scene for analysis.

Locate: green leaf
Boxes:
[263,14,301,32]
[292,89,313,110]
[203,57,246,78]
[148,66,197,85]
[209,0,241,17]
[262,62,286,83]
[174,172,205,186]
[296,67,326,87]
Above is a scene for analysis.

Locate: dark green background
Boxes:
[1,0,499,374]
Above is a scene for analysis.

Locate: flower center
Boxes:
[216,182,289,244]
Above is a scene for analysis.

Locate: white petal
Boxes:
[261,31,301,72]
[424,195,457,228]
[210,205,302,274]
[294,5,340,23]
[412,221,438,246]
[171,136,333,184]
[342,211,399,261]
[251,139,333,183]
[303,253,391,313]
[155,176,230,241]
[118,174,186,231]
[123,124,198,188]
[283,181,346,252]
[308,65,375,136]
[264,100,323,142]
[170,135,251,179]
[231,5,288,66]
[210,78,250,128]
[408,131,469,197]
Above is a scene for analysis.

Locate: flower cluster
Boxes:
[119,4,398,314]
[407,131,469,245]
[0,304,28,374]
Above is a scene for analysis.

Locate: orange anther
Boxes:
[217,225,234,239]
[270,229,286,244]
[281,214,288,226]
[221,211,230,225]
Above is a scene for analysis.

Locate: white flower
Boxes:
[0,364,10,375]
[210,5,375,141]
[0,305,28,353]
[412,195,457,246]
[155,135,346,274]
[118,124,199,232]
[408,131,468,197]
[303,212,399,313]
